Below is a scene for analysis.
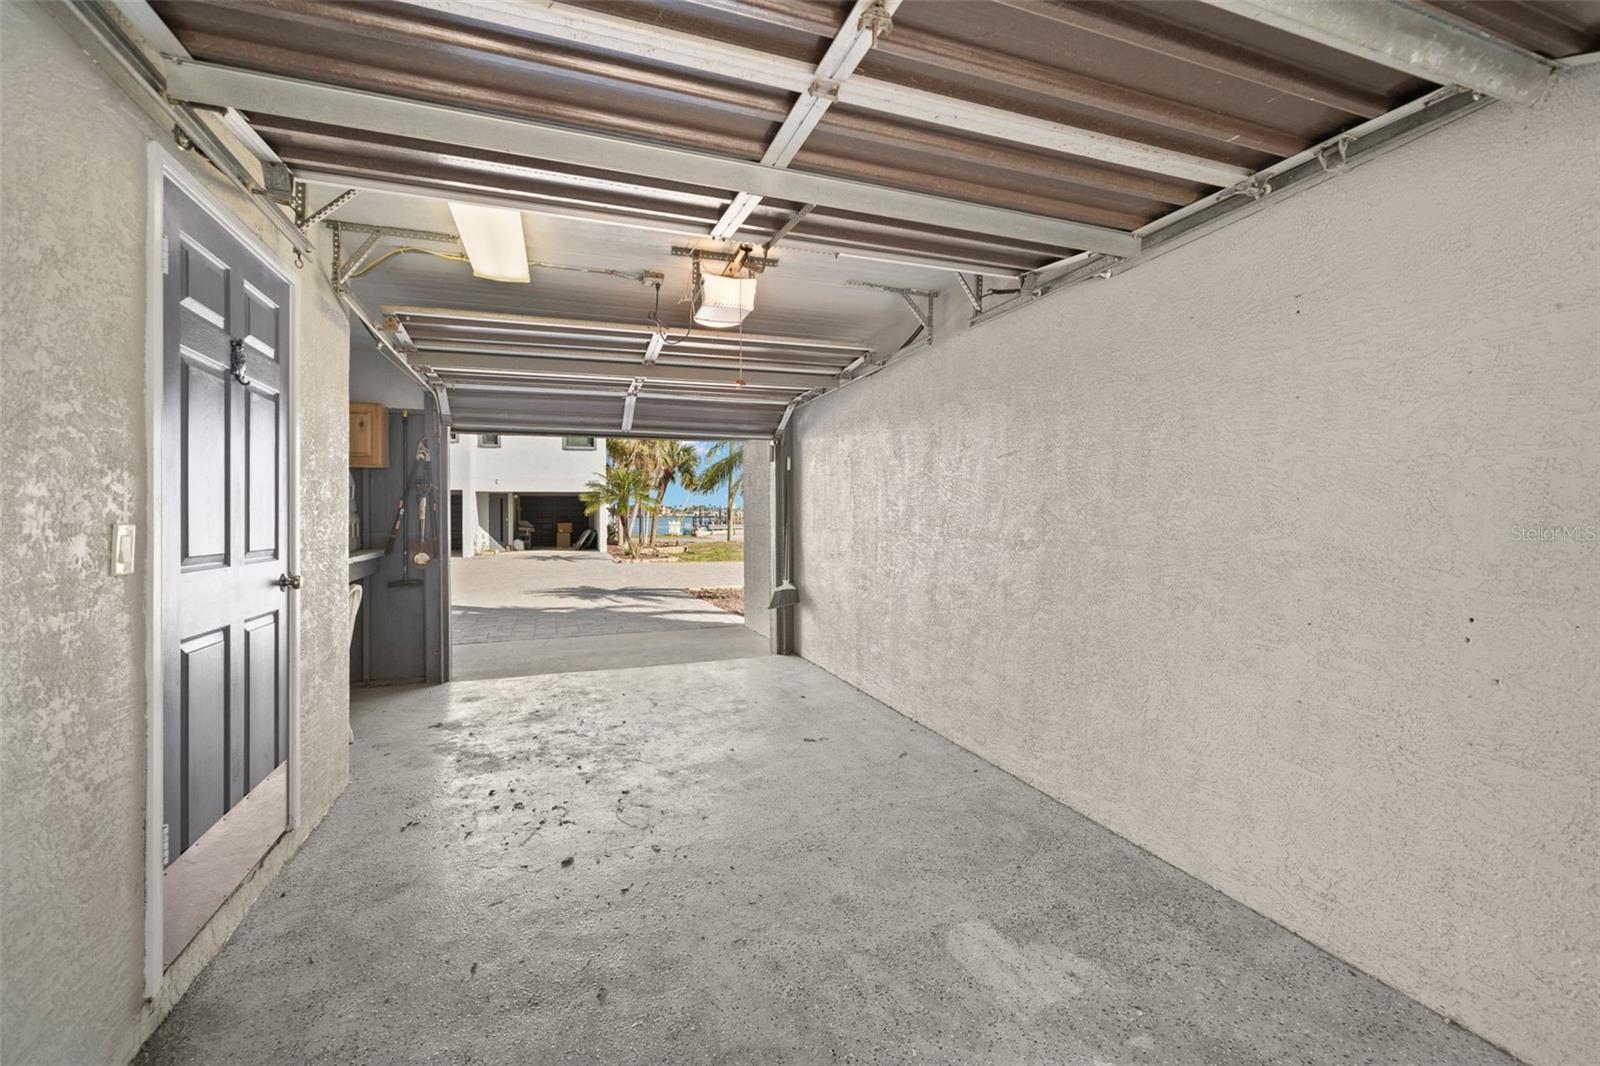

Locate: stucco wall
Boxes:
[1,5,351,1062]
[350,343,426,411]
[448,432,606,494]
[743,442,772,639]
[788,69,1599,1066]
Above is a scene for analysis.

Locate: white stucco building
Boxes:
[449,433,607,554]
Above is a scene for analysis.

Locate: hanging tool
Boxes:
[412,487,432,567]
[388,414,431,588]
[382,412,411,559]
[408,432,435,568]
[382,497,406,556]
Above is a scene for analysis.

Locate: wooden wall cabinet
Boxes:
[349,402,388,468]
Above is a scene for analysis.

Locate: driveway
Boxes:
[450,551,765,679]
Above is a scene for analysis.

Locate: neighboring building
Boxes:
[449,433,607,554]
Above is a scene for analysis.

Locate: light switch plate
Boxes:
[112,522,137,576]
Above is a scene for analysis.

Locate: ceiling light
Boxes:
[693,267,757,329]
[448,202,529,283]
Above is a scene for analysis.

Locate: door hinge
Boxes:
[161,823,170,865]
[161,235,170,275]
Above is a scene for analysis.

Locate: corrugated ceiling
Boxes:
[144,0,1599,438]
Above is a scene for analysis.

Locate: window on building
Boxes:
[562,436,596,450]
[478,433,501,448]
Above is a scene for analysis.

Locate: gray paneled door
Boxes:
[161,179,291,865]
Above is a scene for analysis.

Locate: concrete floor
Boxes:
[451,551,761,680]
[140,657,1510,1066]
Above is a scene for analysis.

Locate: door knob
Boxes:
[275,573,303,590]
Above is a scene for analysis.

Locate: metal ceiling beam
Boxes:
[293,167,718,240]
[423,0,1246,187]
[710,0,900,239]
[991,0,1389,118]
[417,352,838,390]
[966,86,1495,338]
[46,2,314,258]
[165,60,1141,255]
[108,0,293,168]
[246,0,1207,207]
[293,167,1033,279]
[1198,0,1556,104]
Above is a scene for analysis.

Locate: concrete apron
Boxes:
[138,657,1511,1065]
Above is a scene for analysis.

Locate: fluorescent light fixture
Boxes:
[448,202,530,283]
[693,269,757,329]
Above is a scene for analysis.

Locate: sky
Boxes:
[660,441,742,508]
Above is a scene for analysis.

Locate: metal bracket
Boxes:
[299,188,358,233]
[859,0,894,42]
[896,291,932,331]
[1316,135,1353,174]
[955,273,981,312]
[808,77,842,101]
[765,205,814,254]
[672,245,779,271]
[1226,175,1273,202]
[428,373,452,426]
[335,230,382,288]
[848,279,938,332]
[328,220,459,244]
[621,377,644,432]
[260,162,295,204]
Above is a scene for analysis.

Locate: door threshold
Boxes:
[163,764,288,967]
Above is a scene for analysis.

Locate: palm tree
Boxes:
[646,440,700,548]
[614,438,663,544]
[581,463,656,559]
[696,441,744,541]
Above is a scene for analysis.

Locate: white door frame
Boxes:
[142,142,302,999]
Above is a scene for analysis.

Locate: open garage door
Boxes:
[391,308,870,441]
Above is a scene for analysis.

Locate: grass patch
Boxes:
[676,540,744,563]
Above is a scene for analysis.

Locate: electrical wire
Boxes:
[648,278,699,348]
[347,246,469,279]
[348,246,660,284]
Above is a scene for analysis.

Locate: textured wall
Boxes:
[789,70,1599,1066]
[743,442,772,639]
[350,343,426,411]
[449,432,606,493]
[0,5,350,1062]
